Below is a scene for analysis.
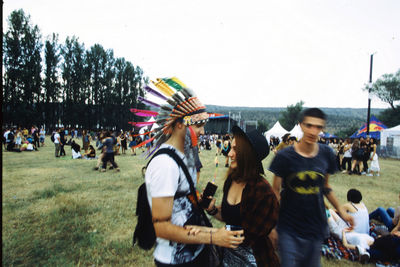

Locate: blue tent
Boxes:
[350,115,388,139]
[319,132,337,139]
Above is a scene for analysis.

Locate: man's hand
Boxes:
[340,212,355,228]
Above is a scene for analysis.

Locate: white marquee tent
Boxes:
[289,124,303,140]
[379,125,400,159]
[264,121,289,141]
[380,125,400,146]
[138,117,159,138]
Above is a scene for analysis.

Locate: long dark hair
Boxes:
[228,133,263,183]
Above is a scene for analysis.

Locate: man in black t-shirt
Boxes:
[269,108,354,267]
[59,127,66,156]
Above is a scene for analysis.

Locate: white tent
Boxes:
[289,124,303,140]
[138,126,147,137]
[137,117,157,139]
[380,125,400,146]
[147,116,159,131]
[264,121,289,141]
[379,125,400,159]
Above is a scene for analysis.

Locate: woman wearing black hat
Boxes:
[189,126,280,266]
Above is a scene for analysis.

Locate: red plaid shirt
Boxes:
[240,176,280,267]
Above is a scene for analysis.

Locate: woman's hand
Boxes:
[205,197,217,211]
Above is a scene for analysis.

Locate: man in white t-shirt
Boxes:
[3,128,10,149]
[141,86,243,267]
[54,129,61,157]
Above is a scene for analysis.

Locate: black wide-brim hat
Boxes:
[231,126,270,173]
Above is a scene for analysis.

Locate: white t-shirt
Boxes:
[343,144,352,158]
[72,149,82,159]
[54,133,60,144]
[145,144,204,265]
[4,130,10,142]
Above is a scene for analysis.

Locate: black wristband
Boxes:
[207,207,218,216]
[322,187,332,195]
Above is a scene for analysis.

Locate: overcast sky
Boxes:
[3,0,400,109]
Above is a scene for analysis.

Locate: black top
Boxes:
[221,176,242,227]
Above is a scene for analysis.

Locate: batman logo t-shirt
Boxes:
[269,144,337,240]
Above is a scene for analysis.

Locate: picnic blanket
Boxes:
[321,223,399,266]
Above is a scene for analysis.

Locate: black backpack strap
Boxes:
[154,148,212,227]
[146,147,212,226]
[146,148,184,198]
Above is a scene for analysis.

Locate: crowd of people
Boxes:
[138,91,398,267]
[48,127,151,172]
[269,134,381,178]
[2,126,43,152]
[3,106,397,266]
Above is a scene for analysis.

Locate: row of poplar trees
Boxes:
[3,9,146,131]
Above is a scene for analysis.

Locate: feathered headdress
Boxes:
[130,77,209,150]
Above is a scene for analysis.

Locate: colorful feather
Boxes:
[130,108,159,117]
[131,136,155,149]
[128,121,155,127]
[162,77,187,90]
[144,85,168,101]
[138,96,160,108]
[152,79,175,97]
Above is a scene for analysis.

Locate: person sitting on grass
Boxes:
[368,227,400,262]
[327,208,374,264]
[71,140,82,159]
[369,193,400,234]
[83,145,96,159]
[341,189,370,235]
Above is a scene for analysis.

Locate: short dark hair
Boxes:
[282,133,291,143]
[299,108,327,123]
[347,188,362,203]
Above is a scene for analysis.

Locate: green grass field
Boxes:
[2,139,399,266]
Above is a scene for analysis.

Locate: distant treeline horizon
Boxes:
[206,104,385,136]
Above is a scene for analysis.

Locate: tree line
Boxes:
[2,9,146,130]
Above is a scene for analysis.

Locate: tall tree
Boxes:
[86,44,108,128]
[43,33,61,128]
[60,36,87,127]
[3,9,42,126]
[364,69,400,110]
[279,101,304,131]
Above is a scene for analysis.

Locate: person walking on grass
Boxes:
[269,108,354,267]
[59,127,66,156]
[54,129,61,157]
[101,131,120,172]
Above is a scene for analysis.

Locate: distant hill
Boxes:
[206,104,385,134]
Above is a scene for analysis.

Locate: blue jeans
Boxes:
[278,230,323,267]
[369,207,395,230]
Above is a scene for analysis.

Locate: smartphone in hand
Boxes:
[200,182,218,208]
[225,225,244,237]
